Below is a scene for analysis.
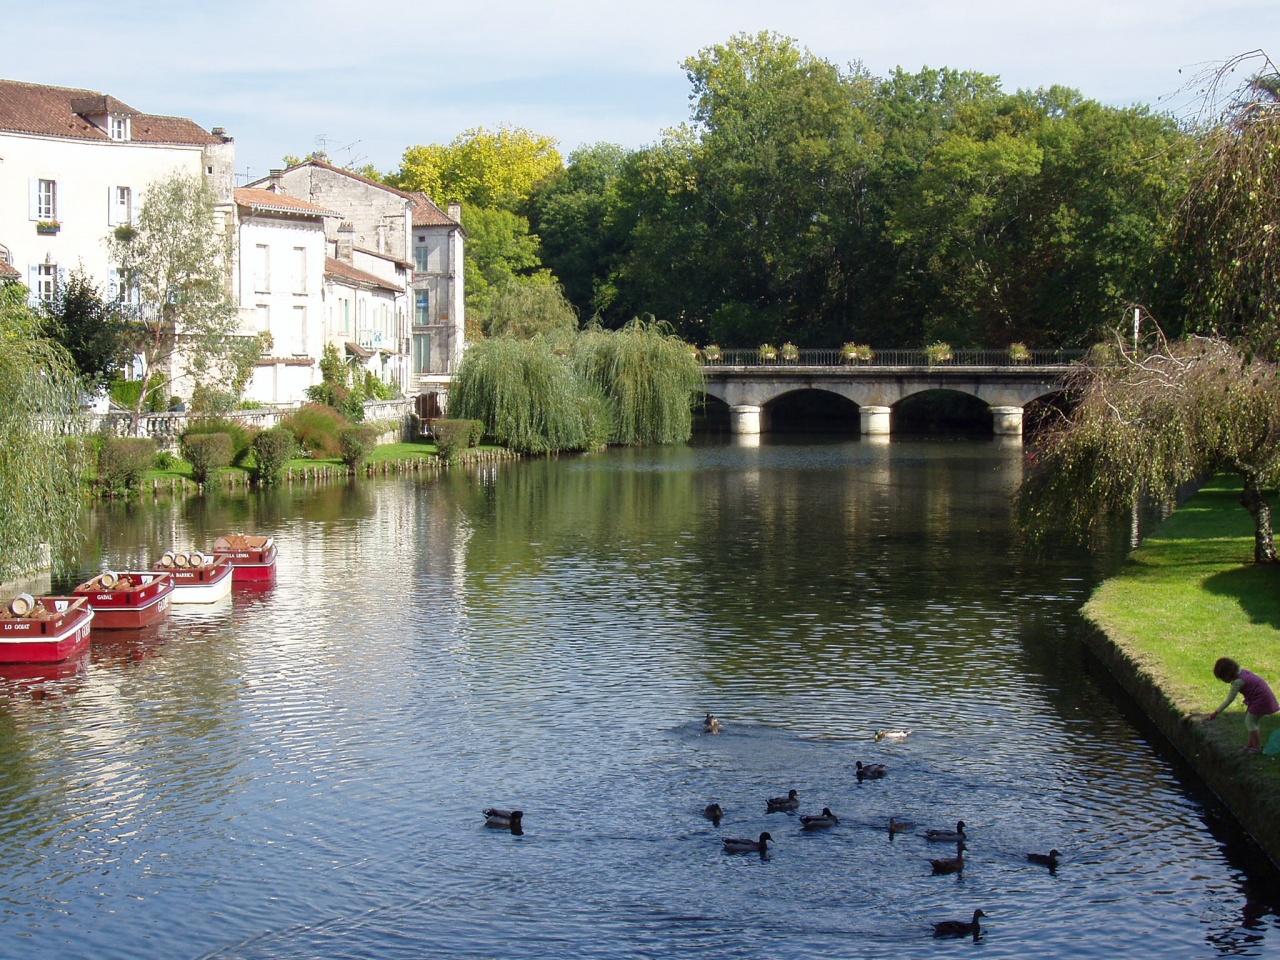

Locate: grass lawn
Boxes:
[141,439,443,484]
[1084,475,1280,750]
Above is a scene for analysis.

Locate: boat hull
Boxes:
[0,597,94,663]
[162,558,234,604]
[74,572,174,630]
[213,536,277,582]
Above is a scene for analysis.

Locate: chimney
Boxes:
[211,126,231,143]
[447,202,462,223]
[337,222,355,263]
[267,168,284,193]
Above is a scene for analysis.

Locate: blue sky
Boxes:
[7,1,1278,184]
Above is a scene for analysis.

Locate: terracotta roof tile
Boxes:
[0,259,19,279]
[410,192,461,228]
[0,78,219,145]
[325,257,403,294]
[235,188,341,218]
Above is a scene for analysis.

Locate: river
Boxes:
[1,437,1276,958]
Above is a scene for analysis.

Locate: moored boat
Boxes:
[154,551,234,604]
[0,594,94,663]
[213,534,277,582]
[73,571,174,629]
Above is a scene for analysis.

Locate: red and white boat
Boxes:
[213,534,277,583]
[73,571,174,629]
[154,551,234,604]
[0,594,94,663]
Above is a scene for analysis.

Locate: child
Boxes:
[1207,657,1280,753]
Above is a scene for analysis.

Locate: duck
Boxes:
[766,789,800,813]
[932,909,986,938]
[922,820,966,843]
[704,803,724,825]
[483,808,524,835]
[800,808,840,830]
[855,761,887,782]
[875,729,911,742]
[1027,849,1061,868]
[888,817,914,839]
[929,844,965,874]
[722,832,772,854]
[704,713,722,734]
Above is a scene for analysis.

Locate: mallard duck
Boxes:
[704,713,722,734]
[722,832,772,854]
[929,844,965,874]
[1027,849,1061,868]
[483,808,524,834]
[933,909,985,938]
[704,803,724,825]
[875,729,911,742]
[922,820,966,842]
[766,789,800,812]
[800,808,840,830]
[855,761,887,782]
[888,817,914,839]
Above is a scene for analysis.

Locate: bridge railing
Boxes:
[704,348,1086,367]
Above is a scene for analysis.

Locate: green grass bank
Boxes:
[1082,476,1280,866]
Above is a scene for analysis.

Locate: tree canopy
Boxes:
[40,268,130,391]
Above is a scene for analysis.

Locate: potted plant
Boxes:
[841,342,874,364]
[1008,342,1031,363]
[36,220,60,235]
[703,344,723,363]
[924,341,953,365]
[780,342,800,362]
[758,343,779,362]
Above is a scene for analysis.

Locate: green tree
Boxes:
[40,269,130,391]
[1016,335,1280,563]
[106,172,245,430]
[391,125,563,210]
[0,282,86,580]
[483,279,578,339]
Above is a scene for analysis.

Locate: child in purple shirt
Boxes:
[1208,657,1280,753]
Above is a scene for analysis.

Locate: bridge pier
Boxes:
[729,404,764,435]
[991,405,1024,437]
[859,405,891,436]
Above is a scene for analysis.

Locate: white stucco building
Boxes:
[0,79,234,302]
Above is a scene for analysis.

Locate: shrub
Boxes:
[780,342,800,362]
[108,379,166,412]
[339,425,379,470]
[1008,342,1031,363]
[924,341,954,364]
[758,343,779,362]
[181,432,233,484]
[280,403,347,459]
[703,344,723,363]
[433,419,476,462]
[98,437,157,495]
[154,450,177,470]
[252,427,296,486]
[183,416,255,466]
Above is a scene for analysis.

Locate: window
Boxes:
[109,115,129,141]
[342,298,351,333]
[32,179,57,221]
[414,245,430,273]
[413,333,432,375]
[257,304,271,341]
[415,291,430,325]
[109,186,132,226]
[291,246,307,294]
[253,244,270,293]
[293,306,308,355]
[34,264,58,302]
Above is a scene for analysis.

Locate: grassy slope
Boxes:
[1084,476,1280,754]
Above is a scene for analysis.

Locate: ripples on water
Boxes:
[0,439,1276,959]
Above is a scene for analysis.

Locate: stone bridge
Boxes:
[701,351,1080,437]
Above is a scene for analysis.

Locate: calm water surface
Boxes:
[1,438,1277,959]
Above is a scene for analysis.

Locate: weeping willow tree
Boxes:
[573,318,704,445]
[451,318,703,454]
[1015,335,1280,562]
[0,283,87,581]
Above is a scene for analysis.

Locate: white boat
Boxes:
[154,551,234,604]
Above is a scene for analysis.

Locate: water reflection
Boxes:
[1,439,1276,959]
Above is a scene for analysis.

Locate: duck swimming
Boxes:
[1027,849,1061,868]
[933,909,985,938]
[855,761,887,782]
[929,844,965,874]
[888,817,914,839]
[766,789,800,813]
[800,808,840,830]
[483,808,524,835]
[704,803,724,825]
[922,821,966,843]
[875,729,911,742]
[704,713,722,734]
[723,832,772,854]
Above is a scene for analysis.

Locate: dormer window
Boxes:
[109,115,129,141]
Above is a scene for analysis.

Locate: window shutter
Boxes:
[29,180,40,221]
[107,268,120,301]
[107,186,118,226]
